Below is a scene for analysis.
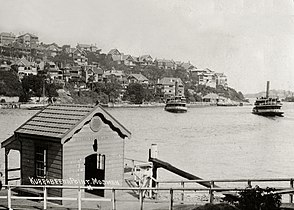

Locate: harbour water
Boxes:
[1,103,294,185]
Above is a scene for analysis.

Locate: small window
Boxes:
[35,146,47,178]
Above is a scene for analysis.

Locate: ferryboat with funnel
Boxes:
[164,96,187,113]
[252,81,284,117]
[164,80,187,113]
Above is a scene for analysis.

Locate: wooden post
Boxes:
[7,186,11,210]
[247,180,252,188]
[181,181,184,203]
[77,187,82,210]
[150,144,158,159]
[169,189,173,210]
[44,186,47,210]
[209,181,214,203]
[290,179,294,203]
[112,189,116,210]
[5,149,9,185]
[139,189,144,210]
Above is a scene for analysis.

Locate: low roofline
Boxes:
[1,135,15,148]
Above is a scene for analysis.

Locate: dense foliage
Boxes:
[0,71,22,96]
[124,83,145,104]
[19,75,59,102]
[224,186,281,210]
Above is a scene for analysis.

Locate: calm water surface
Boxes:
[1,103,294,183]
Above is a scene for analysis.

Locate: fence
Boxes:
[1,178,294,210]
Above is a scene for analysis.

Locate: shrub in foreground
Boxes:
[224,186,281,210]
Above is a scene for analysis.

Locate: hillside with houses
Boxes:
[0,32,245,104]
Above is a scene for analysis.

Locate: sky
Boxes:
[1,0,294,94]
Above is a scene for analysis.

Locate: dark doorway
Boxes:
[85,153,105,196]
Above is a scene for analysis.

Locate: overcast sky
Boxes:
[1,0,294,94]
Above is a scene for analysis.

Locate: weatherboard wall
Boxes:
[62,119,125,204]
[19,134,62,198]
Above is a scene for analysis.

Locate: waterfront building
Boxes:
[1,104,131,206]
[157,77,184,98]
[202,93,220,103]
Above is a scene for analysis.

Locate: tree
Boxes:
[20,75,58,102]
[0,71,22,97]
[125,83,145,104]
[93,81,122,103]
[21,75,43,98]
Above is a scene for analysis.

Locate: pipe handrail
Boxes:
[157,177,294,184]
[1,181,294,210]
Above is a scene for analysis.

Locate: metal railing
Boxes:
[0,178,294,210]
[155,177,294,204]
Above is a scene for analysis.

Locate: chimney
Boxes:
[266,81,270,98]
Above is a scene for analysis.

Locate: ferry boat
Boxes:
[252,81,284,117]
[164,96,187,113]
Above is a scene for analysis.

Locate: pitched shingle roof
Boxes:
[15,104,131,141]
[129,74,148,82]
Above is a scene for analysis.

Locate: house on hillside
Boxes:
[82,65,104,83]
[45,43,61,57]
[121,55,136,67]
[138,55,153,66]
[77,44,99,53]
[181,61,194,71]
[215,73,228,88]
[1,104,131,207]
[155,59,176,70]
[0,32,16,45]
[70,48,88,66]
[17,33,39,47]
[128,73,149,85]
[190,68,216,88]
[46,61,63,81]
[15,57,37,79]
[157,77,184,98]
[108,49,122,64]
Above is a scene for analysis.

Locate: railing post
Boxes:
[44,186,47,210]
[139,189,144,210]
[290,179,294,203]
[7,186,12,210]
[77,187,82,210]
[155,181,159,199]
[247,180,252,188]
[169,188,173,210]
[209,181,214,203]
[181,181,184,203]
[112,188,116,210]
